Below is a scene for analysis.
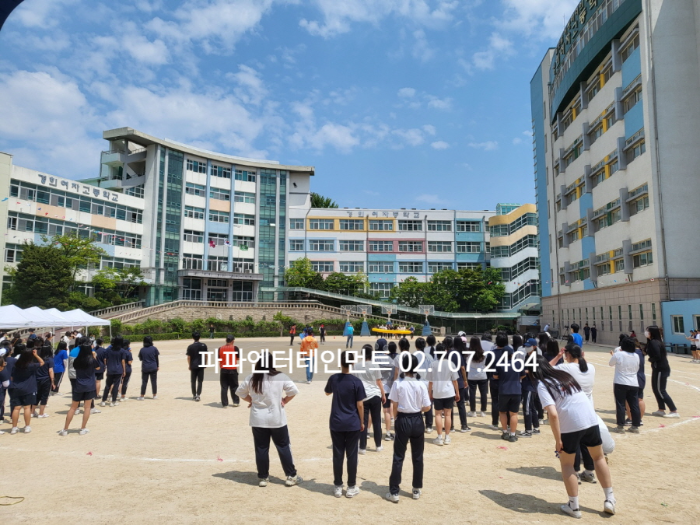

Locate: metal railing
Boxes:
[90,301,145,318]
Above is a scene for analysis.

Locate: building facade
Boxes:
[532,0,700,344]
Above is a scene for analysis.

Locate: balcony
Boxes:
[177,269,263,281]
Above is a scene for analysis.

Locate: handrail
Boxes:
[90,301,145,318]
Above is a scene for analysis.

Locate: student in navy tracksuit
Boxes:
[101,337,127,407]
[32,345,54,418]
[493,333,524,443]
[627,338,646,424]
[59,344,99,436]
[120,340,133,402]
[93,339,107,398]
[138,336,160,400]
[520,339,540,438]
[8,345,45,434]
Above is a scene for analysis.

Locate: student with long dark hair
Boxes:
[645,326,679,418]
[356,344,386,454]
[467,336,488,417]
[8,345,44,434]
[236,353,301,487]
[138,336,160,400]
[59,344,98,436]
[626,338,646,425]
[386,353,431,503]
[413,337,434,433]
[535,356,616,517]
[609,338,641,433]
[325,350,366,498]
[93,338,106,399]
[32,345,54,418]
[0,348,14,425]
[493,333,523,442]
[120,340,133,402]
[101,336,127,407]
[380,340,401,441]
[450,336,470,432]
[519,338,540,438]
[52,341,68,394]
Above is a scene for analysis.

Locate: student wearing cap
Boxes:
[325,350,366,498]
[219,335,240,407]
[299,328,319,384]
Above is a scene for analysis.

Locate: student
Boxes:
[356,344,385,454]
[386,353,432,503]
[325,351,366,498]
[409,326,415,339]
[609,338,641,433]
[379,340,400,441]
[186,332,207,401]
[345,323,354,349]
[626,338,646,425]
[235,353,302,487]
[584,323,591,342]
[535,356,617,518]
[58,344,98,436]
[645,325,679,418]
[429,343,460,445]
[570,324,583,347]
[687,331,699,363]
[218,335,240,407]
[426,334,437,358]
[493,333,523,442]
[93,338,106,398]
[209,323,215,339]
[591,324,598,344]
[32,345,54,418]
[138,336,160,400]
[519,339,540,438]
[8,345,45,434]
[299,328,319,384]
[0,349,15,425]
[450,336,470,432]
[413,337,434,433]
[101,337,127,407]
[0,357,6,431]
[467,336,488,417]
[319,324,326,344]
[289,324,296,346]
[120,339,133,402]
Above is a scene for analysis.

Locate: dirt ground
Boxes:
[2,335,699,524]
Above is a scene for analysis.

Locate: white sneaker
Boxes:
[258,478,269,487]
[58,429,68,436]
[489,425,500,431]
[560,503,582,519]
[79,428,89,435]
[31,412,38,418]
[10,427,19,435]
[91,408,101,414]
[100,402,106,407]
[359,449,366,455]
[24,426,31,433]
[425,426,434,434]
[412,488,422,500]
[346,486,360,498]
[376,445,383,452]
[75,409,82,415]
[137,397,145,401]
[664,412,680,418]
[604,500,616,515]
[38,414,49,418]
[334,485,343,498]
[110,403,116,407]
[444,435,451,445]
[285,475,302,487]
[480,411,488,418]
[153,395,158,400]
[466,411,477,417]
[433,436,444,446]
[385,492,399,503]
[651,410,666,417]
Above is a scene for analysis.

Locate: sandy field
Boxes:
[2,335,699,524]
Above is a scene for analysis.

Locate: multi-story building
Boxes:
[532,0,700,344]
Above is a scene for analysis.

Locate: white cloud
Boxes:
[422,124,436,135]
[364,189,380,196]
[122,32,170,65]
[9,0,79,29]
[416,194,441,204]
[472,33,513,71]
[392,128,425,147]
[426,96,452,110]
[468,141,499,151]
[411,29,435,62]
[398,87,416,98]
[512,137,523,145]
[228,65,268,106]
[397,90,452,111]
[523,130,533,136]
[501,0,579,39]
[431,141,449,150]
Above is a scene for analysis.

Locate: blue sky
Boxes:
[0,0,579,210]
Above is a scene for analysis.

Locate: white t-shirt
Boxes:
[555,362,596,407]
[468,354,488,380]
[480,340,494,353]
[236,373,299,428]
[413,350,433,383]
[374,353,398,392]
[428,355,459,399]
[609,350,639,386]
[353,360,382,400]
[389,377,431,413]
[537,379,598,434]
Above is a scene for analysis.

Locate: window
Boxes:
[626,140,646,163]
[339,240,364,252]
[233,214,255,226]
[208,210,229,223]
[615,259,625,272]
[457,262,481,270]
[369,220,393,231]
[207,256,228,272]
[183,230,204,243]
[652,303,657,322]
[399,241,423,252]
[311,261,334,272]
[290,219,304,230]
[456,221,480,232]
[234,191,255,204]
[631,195,649,214]
[210,188,230,201]
[309,219,334,230]
[369,261,394,273]
[235,170,256,182]
[457,242,481,253]
[186,159,207,174]
[588,124,603,145]
[339,261,364,273]
[489,213,537,237]
[184,206,205,220]
[208,233,228,246]
[633,251,653,268]
[623,86,642,114]
[4,244,22,263]
[369,241,393,252]
[233,236,254,249]
[211,164,232,179]
[621,33,640,62]
[428,262,452,273]
[399,262,423,273]
[597,263,612,276]
[182,254,203,270]
[398,220,422,231]
[185,182,206,197]
[672,315,685,334]
[182,278,202,300]
[289,240,304,251]
[428,241,452,253]
[232,258,254,273]
[490,235,538,258]
[339,219,364,231]
[370,282,394,299]
[231,281,254,302]
[427,220,452,232]
[309,240,334,252]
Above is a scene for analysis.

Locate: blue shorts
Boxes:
[10,392,36,409]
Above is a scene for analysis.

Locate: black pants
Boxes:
[574,445,595,472]
[614,383,641,426]
[290,334,295,345]
[120,372,132,396]
[389,413,424,495]
[585,332,590,342]
[252,426,297,479]
[534,392,544,420]
[592,332,597,343]
[331,429,360,487]
[423,396,433,429]
[651,368,677,412]
[141,371,157,396]
[469,379,488,412]
[454,386,468,428]
[522,390,540,431]
[320,333,325,343]
[0,386,6,420]
[220,370,239,406]
[102,374,122,402]
[361,396,382,449]
[52,372,64,393]
[490,381,500,426]
[190,368,204,397]
[36,379,51,406]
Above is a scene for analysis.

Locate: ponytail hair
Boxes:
[565,344,588,373]
[399,353,421,381]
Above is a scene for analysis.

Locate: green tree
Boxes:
[284,258,323,288]
[48,233,107,288]
[7,243,73,308]
[390,277,428,308]
[310,192,339,208]
[93,266,146,304]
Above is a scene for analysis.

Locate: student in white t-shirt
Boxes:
[428,344,459,446]
[355,344,386,454]
[534,356,617,519]
[413,337,434,433]
[609,338,641,433]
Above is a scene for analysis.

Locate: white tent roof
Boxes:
[64,309,110,327]
[23,307,71,328]
[0,305,34,329]
[0,306,110,329]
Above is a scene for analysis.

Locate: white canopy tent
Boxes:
[0,306,109,330]
[64,309,110,327]
[0,305,34,329]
